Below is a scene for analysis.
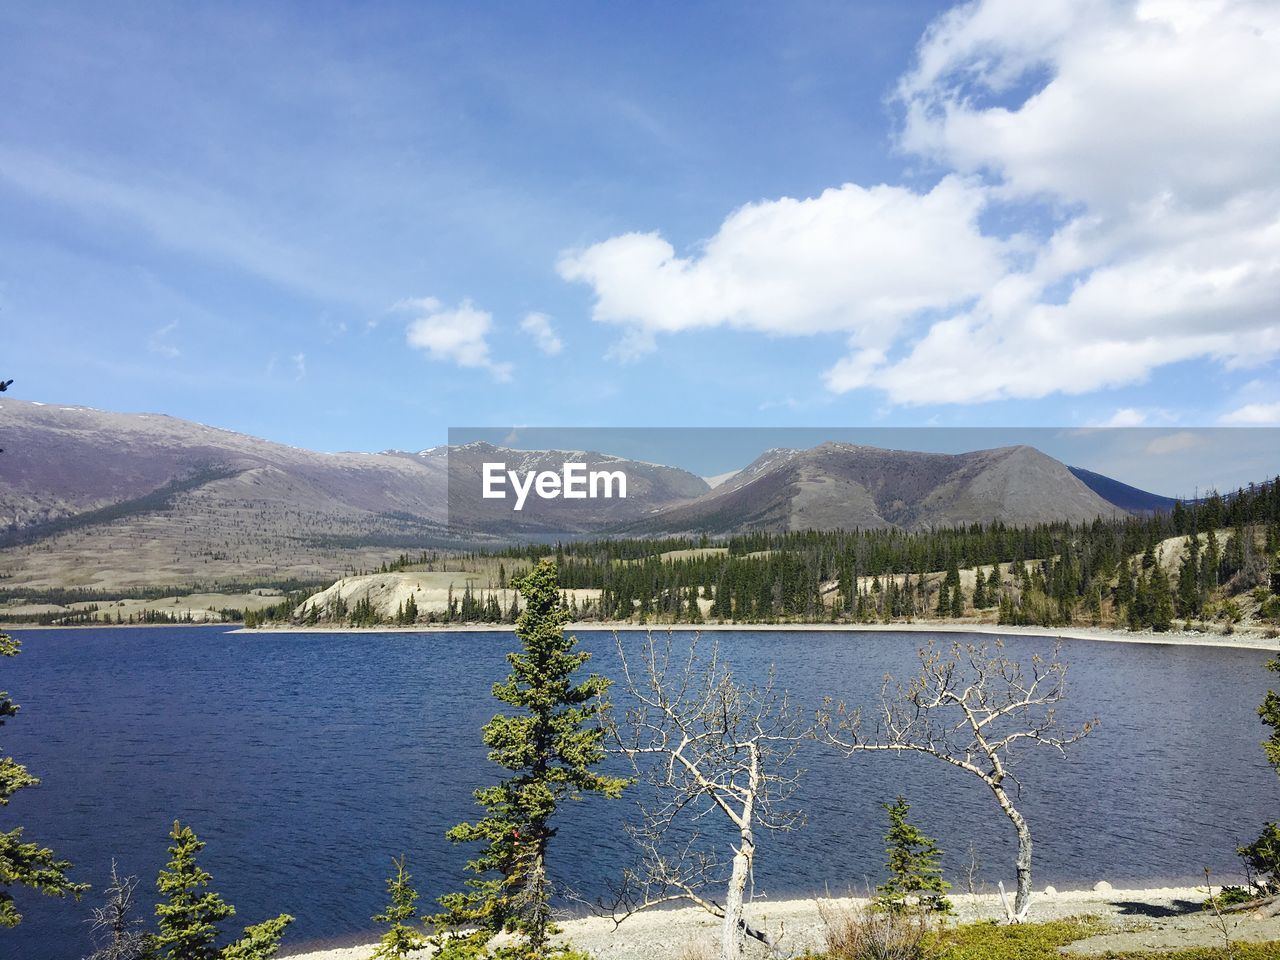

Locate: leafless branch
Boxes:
[818,639,1095,923]
[604,631,809,958]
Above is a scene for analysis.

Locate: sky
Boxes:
[3,0,1280,453]
[451,427,1280,498]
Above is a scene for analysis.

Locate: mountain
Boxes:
[0,401,703,591]
[1,400,1158,593]
[1068,466,1181,515]
[612,442,1123,535]
[442,441,708,537]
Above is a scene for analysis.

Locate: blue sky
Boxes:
[3,1,1280,452]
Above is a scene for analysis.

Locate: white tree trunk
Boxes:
[1013,813,1033,920]
[721,834,753,960]
[990,781,1033,921]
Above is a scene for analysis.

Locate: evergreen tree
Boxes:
[972,569,987,609]
[433,560,628,959]
[935,582,950,617]
[1147,563,1174,632]
[151,822,292,960]
[370,857,428,960]
[153,822,236,960]
[1239,660,1280,895]
[685,587,703,624]
[998,592,1013,625]
[1176,534,1202,618]
[874,797,952,915]
[2,631,87,927]
[1202,528,1222,596]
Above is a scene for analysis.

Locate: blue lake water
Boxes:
[3,625,1278,959]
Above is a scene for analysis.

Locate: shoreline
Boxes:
[7,618,1276,652]
[230,619,1280,652]
[276,884,1275,960]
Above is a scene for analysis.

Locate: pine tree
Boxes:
[432,559,629,959]
[998,592,1013,625]
[152,822,292,960]
[370,857,428,960]
[874,797,952,915]
[1147,563,1174,632]
[935,582,950,617]
[1239,660,1280,894]
[1176,534,1202,619]
[152,822,234,960]
[2,631,87,927]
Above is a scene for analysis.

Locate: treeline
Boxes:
[281,478,1280,632]
[485,479,1280,631]
[0,577,328,607]
[4,605,254,626]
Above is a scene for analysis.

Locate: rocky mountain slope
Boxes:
[1,400,1154,591]
[0,401,703,590]
[614,442,1123,535]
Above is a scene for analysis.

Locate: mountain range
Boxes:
[0,399,1169,592]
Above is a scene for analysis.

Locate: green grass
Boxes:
[929,918,1106,959]
[811,917,1280,960]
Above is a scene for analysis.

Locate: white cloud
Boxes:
[558,176,1006,357]
[833,0,1280,403]
[559,0,1280,406]
[0,147,340,300]
[292,352,306,380]
[519,312,563,355]
[402,298,512,381]
[1145,431,1201,455]
[1220,402,1280,425]
[1095,408,1148,428]
[148,320,180,358]
[896,0,1280,213]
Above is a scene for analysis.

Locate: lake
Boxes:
[4,625,1277,959]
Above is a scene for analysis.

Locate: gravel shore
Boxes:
[278,884,1280,959]
[237,620,1280,653]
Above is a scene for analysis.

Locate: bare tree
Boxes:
[605,632,808,959]
[818,640,1094,922]
[84,860,147,960]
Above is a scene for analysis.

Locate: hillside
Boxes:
[1,400,1203,595]
[615,443,1122,535]
[1069,465,1182,515]
[0,401,703,591]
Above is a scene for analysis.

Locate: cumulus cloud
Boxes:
[839,0,1280,404]
[558,176,1006,357]
[1220,402,1280,425]
[559,0,1280,406]
[519,312,563,355]
[402,298,512,381]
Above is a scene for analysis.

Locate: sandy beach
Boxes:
[277,885,1280,959]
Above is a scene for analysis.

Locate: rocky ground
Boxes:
[278,885,1280,959]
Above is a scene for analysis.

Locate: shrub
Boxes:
[874,798,953,916]
[819,902,933,960]
[1204,884,1256,909]
[1239,821,1280,896]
